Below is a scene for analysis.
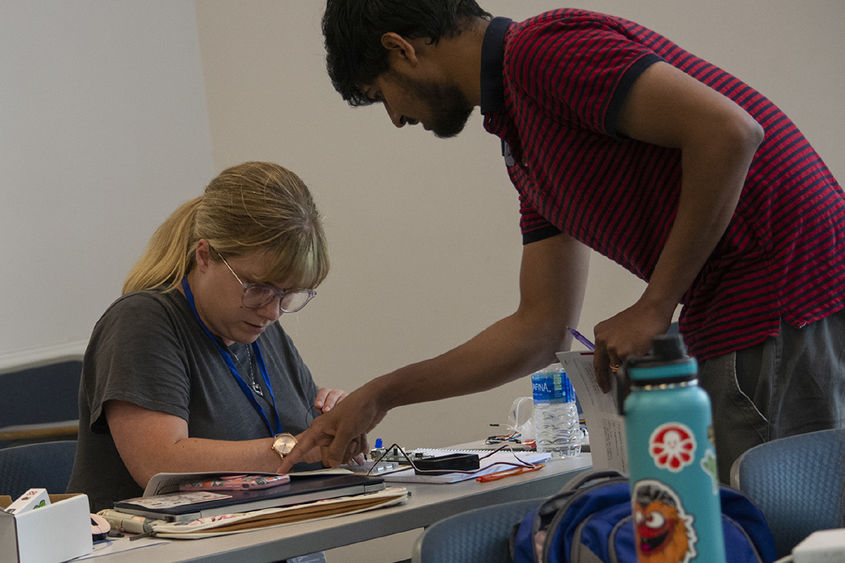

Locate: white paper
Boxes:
[556,351,628,473]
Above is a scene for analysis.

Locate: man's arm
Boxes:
[592,61,764,389]
[279,233,591,470]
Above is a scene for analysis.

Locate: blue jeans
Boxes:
[698,309,845,483]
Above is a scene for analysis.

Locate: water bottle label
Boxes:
[632,479,698,562]
[648,422,696,472]
[531,370,576,402]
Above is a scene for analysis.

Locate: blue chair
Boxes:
[730,428,845,557]
[0,356,82,447]
[411,497,544,563]
[0,440,77,499]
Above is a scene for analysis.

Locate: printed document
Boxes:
[556,351,628,473]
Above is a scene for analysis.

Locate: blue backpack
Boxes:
[511,470,776,563]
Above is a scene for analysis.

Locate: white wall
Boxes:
[0,1,214,368]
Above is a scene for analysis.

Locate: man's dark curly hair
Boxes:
[322,0,491,106]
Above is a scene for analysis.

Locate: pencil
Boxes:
[568,327,596,351]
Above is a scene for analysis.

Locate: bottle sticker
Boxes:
[649,422,696,472]
[701,424,719,493]
[700,448,719,494]
[632,479,697,563]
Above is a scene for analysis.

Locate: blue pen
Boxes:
[568,327,596,351]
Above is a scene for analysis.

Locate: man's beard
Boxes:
[425,82,474,138]
[396,73,474,138]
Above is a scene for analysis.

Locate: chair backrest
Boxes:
[730,428,845,557]
[411,497,545,563]
[0,440,77,499]
[0,356,82,447]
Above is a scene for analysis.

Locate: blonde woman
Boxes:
[68,162,351,511]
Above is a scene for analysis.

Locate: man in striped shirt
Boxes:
[283,1,844,483]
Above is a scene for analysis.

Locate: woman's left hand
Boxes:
[314,387,347,414]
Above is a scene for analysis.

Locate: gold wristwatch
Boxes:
[271,433,297,461]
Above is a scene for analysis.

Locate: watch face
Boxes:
[273,433,297,457]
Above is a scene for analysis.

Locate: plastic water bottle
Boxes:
[621,334,726,563]
[531,363,581,457]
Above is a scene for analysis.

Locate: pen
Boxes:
[568,327,595,351]
[476,464,545,482]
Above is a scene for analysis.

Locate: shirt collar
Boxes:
[480,17,512,115]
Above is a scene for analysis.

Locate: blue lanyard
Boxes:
[181,278,282,436]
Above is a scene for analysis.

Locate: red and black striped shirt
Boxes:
[480,10,844,360]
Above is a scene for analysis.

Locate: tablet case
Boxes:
[114,473,385,522]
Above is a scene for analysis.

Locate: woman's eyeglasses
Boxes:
[215,249,316,313]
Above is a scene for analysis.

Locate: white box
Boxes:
[5,489,50,515]
[793,529,845,563]
[0,494,93,563]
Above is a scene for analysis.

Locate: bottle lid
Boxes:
[625,334,697,383]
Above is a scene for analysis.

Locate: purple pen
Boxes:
[568,327,596,351]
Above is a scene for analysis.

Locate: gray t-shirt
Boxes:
[67,290,319,511]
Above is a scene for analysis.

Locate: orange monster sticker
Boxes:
[632,480,697,563]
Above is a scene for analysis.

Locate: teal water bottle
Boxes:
[621,334,725,562]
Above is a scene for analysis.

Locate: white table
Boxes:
[89,454,592,562]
